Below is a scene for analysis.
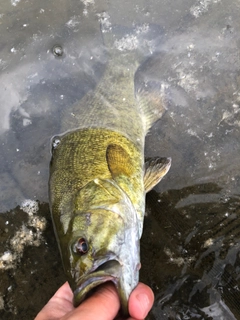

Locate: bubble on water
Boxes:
[10,47,17,53]
[20,199,39,216]
[80,0,94,16]
[52,45,63,57]
[113,23,154,52]
[66,16,80,31]
[177,69,199,93]
[135,23,149,34]
[10,225,40,254]
[187,128,201,140]
[190,0,221,18]
[81,0,94,5]
[97,12,112,33]
[11,0,21,6]
[187,44,195,51]
[114,34,139,51]
[208,162,215,169]
[164,248,185,266]
[0,251,14,262]
[0,251,16,270]
[0,201,46,270]
[203,238,214,248]
[219,104,240,127]
[23,118,32,126]
[28,216,46,231]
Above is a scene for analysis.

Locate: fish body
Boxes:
[49,33,171,315]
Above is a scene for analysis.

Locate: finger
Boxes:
[53,281,73,304]
[62,282,121,320]
[128,283,154,320]
[34,282,74,320]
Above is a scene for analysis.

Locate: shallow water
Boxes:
[0,0,240,319]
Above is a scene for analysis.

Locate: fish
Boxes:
[49,29,171,315]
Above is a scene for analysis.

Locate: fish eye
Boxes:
[73,238,88,255]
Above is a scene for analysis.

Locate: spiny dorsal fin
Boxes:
[144,157,171,192]
[106,144,133,178]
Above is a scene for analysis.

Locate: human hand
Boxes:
[35,281,154,320]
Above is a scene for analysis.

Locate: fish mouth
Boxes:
[73,260,125,310]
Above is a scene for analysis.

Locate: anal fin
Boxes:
[144,157,171,192]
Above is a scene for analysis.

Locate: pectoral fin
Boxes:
[106,144,133,178]
[144,157,171,192]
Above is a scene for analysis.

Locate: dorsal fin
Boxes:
[144,157,171,192]
[136,81,167,132]
[106,144,134,178]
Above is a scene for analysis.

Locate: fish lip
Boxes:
[73,274,117,307]
[73,260,121,308]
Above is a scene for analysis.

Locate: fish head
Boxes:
[59,178,141,315]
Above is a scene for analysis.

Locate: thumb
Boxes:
[62,283,121,320]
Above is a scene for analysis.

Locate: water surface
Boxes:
[0,0,240,319]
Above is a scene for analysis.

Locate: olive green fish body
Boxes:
[50,128,145,235]
[50,128,146,313]
[49,37,171,315]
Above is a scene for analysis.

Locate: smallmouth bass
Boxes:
[49,30,171,315]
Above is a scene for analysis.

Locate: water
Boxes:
[0,0,240,319]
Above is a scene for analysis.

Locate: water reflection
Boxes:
[142,186,240,319]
